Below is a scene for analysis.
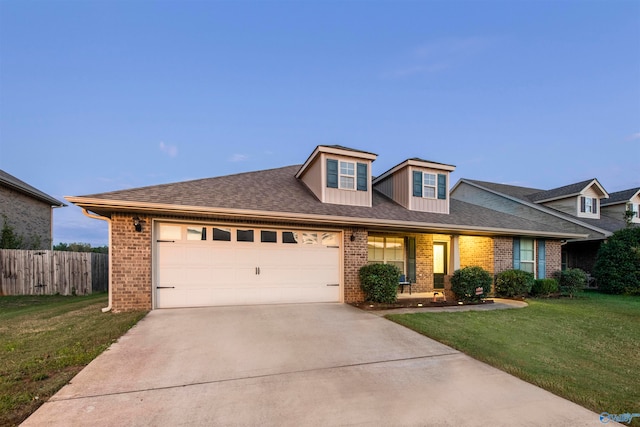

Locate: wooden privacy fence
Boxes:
[0,249,108,296]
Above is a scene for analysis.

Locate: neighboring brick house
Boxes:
[451,178,638,275]
[0,169,66,249]
[67,145,586,312]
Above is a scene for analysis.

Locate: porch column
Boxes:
[450,235,460,272]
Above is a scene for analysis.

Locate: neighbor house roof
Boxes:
[0,169,66,207]
[601,188,640,206]
[68,165,585,239]
[454,179,616,237]
[527,178,608,203]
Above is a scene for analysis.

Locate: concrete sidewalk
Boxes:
[23,303,609,426]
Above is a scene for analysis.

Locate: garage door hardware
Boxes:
[255,267,261,275]
[157,240,176,243]
[326,284,339,286]
[157,286,176,289]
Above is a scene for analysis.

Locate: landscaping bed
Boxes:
[350,298,494,310]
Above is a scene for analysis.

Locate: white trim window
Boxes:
[368,236,405,273]
[519,238,535,274]
[627,203,639,218]
[339,161,355,190]
[423,173,436,199]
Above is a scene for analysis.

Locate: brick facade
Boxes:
[343,227,368,303]
[110,213,152,312]
[415,234,434,292]
[0,186,53,250]
[545,240,562,278]
[493,237,514,275]
[106,214,564,311]
[459,236,494,274]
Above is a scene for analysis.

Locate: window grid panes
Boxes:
[367,236,405,274]
[423,173,436,199]
[520,238,535,273]
[339,161,355,190]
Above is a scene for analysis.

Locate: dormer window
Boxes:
[580,196,598,214]
[340,161,355,189]
[413,171,447,200]
[327,159,368,191]
[423,173,437,198]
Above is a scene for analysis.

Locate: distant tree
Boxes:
[0,216,23,249]
[53,242,108,253]
[593,227,640,295]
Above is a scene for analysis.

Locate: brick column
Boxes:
[343,227,368,303]
[110,213,152,312]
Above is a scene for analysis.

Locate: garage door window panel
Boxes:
[302,233,318,244]
[159,224,182,241]
[187,226,207,241]
[261,230,277,243]
[321,232,339,247]
[237,229,254,242]
[213,227,231,241]
[282,231,299,244]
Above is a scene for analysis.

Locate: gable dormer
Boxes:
[601,187,640,224]
[373,158,455,214]
[530,179,608,219]
[296,145,377,207]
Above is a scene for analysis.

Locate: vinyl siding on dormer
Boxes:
[409,166,449,214]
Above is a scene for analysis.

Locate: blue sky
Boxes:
[1,0,639,246]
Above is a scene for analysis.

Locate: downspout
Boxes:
[81,208,113,313]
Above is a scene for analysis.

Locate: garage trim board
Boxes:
[154,222,342,308]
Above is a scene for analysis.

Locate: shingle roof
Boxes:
[73,165,579,237]
[601,188,640,206]
[462,179,543,201]
[527,179,600,202]
[0,169,66,206]
[459,178,629,236]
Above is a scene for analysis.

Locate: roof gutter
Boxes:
[67,197,588,240]
[80,208,112,313]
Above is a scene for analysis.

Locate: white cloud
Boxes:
[413,37,491,59]
[159,142,178,157]
[382,36,493,79]
[627,132,640,141]
[229,154,248,162]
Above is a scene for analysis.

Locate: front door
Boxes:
[433,242,447,289]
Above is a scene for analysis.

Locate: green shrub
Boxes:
[495,269,534,297]
[594,227,640,295]
[359,263,401,303]
[450,266,493,302]
[531,278,559,297]
[555,268,587,298]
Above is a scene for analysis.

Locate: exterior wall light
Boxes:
[133,216,144,232]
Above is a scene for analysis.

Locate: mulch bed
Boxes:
[350,298,495,311]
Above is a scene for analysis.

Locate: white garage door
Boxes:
[155,223,341,308]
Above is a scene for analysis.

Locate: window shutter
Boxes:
[513,238,521,270]
[437,174,447,200]
[357,163,368,191]
[580,196,586,213]
[413,171,422,197]
[406,237,416,283]
[592,198,597,214]
[326,159,338,188]
[537,240,546,279]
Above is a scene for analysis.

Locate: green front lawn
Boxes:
[0,294,147,426]
[387,292,640,425]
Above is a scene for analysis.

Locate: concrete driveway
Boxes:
[23,303,606,426]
